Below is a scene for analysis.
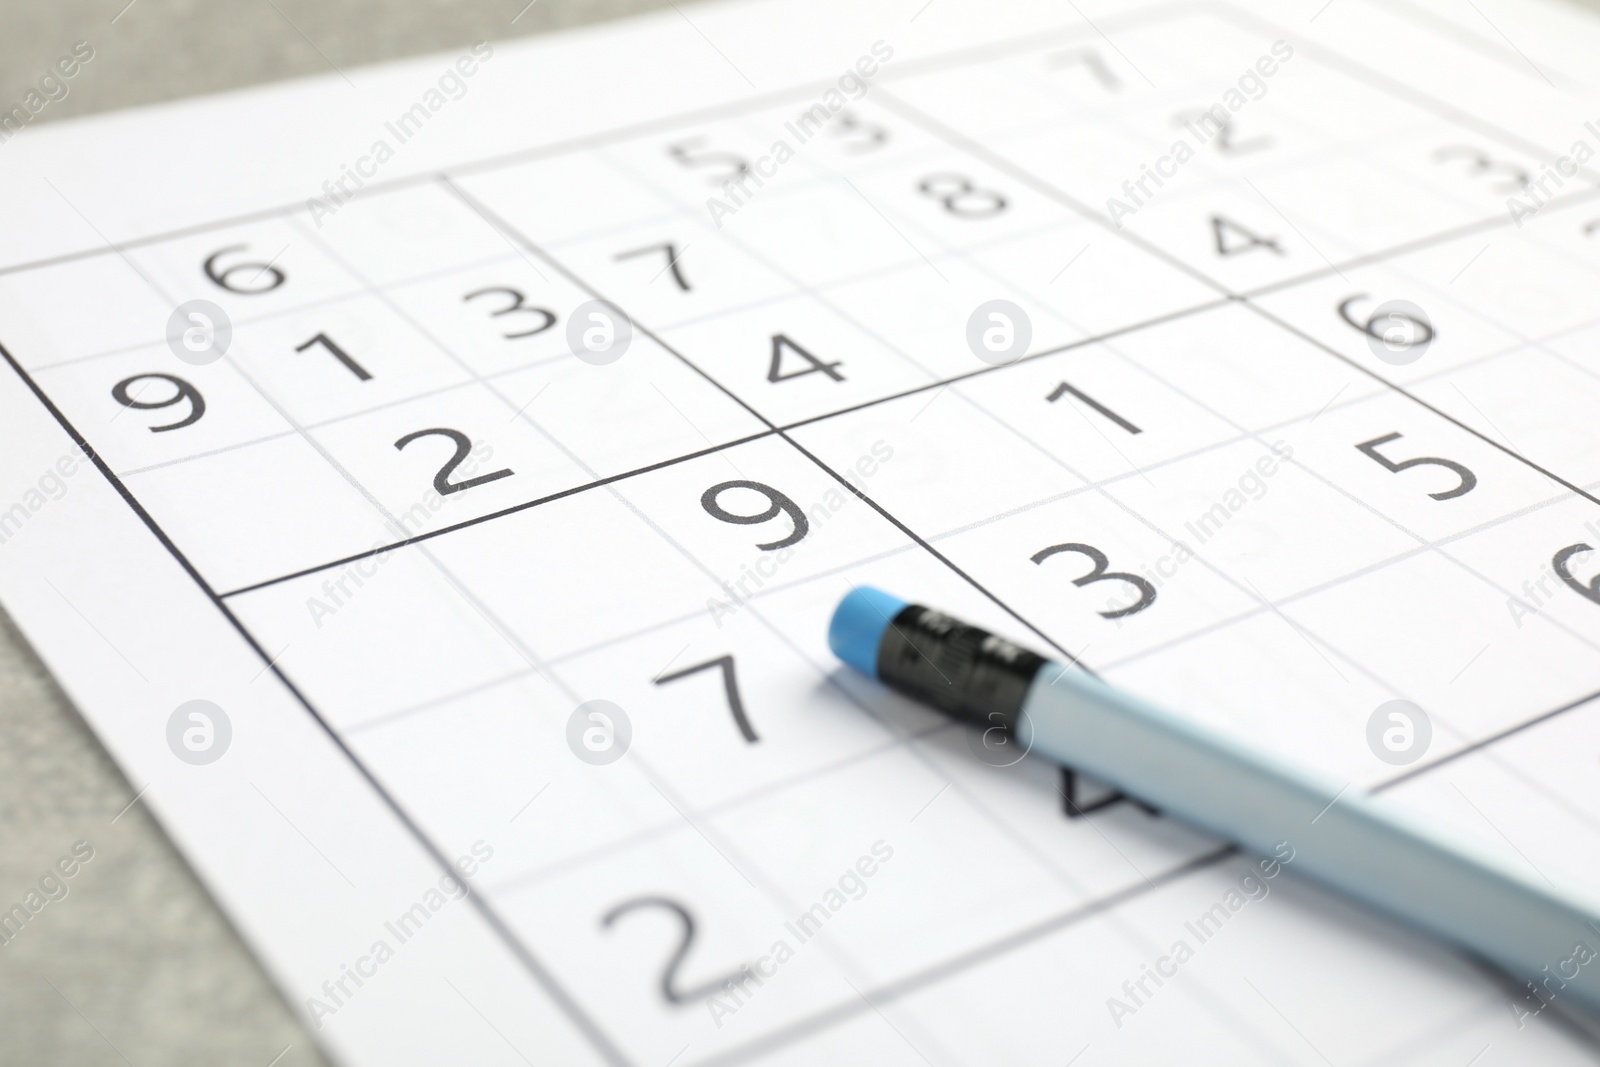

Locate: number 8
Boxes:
[917,173,1008,218]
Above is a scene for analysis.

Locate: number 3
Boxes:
[1032,542,1156,619]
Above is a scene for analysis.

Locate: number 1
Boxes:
[295,333,372,380]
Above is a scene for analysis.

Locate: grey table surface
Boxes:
[4,2,1600,1065]
[0,5,665,1065]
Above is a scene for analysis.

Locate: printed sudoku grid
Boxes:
[8,3,1600,1063]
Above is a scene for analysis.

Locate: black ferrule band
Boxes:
[875,605,1048,732]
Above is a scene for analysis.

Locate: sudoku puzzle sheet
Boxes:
[7,1,1600,1064]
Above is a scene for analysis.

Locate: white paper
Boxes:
[4,1,1600,1063]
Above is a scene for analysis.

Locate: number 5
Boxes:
[1355,432,1476,500]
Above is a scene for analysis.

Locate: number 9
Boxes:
[111,373,206,433]
[700,480,810,551]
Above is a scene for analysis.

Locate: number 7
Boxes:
[654,654,758,743]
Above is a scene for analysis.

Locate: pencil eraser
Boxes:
[828,586,910,679]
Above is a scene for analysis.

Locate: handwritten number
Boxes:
[601,897,752,1005]
[1355,432,1476,500]
[1032,542,1156,619]
[463,287,557,339]
[393,428,513,495]
[111,373,205,432]
[701,480,809,551]
[655,655,758,743]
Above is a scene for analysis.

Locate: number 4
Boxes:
[655,654,759,743]
[768,333,844,383]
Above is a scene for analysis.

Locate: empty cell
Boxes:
[965,220,1224,339]
[1411,348,1600,489]
[1107,301,1379,432]
[790,387,1084,538]
[307,182,528,288]
[490,335,768,480]
[1105,436,1418,602]
[1283,550,1600,741]
[421,486,724,661]
[454,152,680,247]
[709,744,1070,984]
[228,549,539,730]
[0,253,173,368]
[346,671,679,888]
[122,431,391,593]
[817,252,1084,384]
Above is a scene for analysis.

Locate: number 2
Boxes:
[601,897,752,1005]
[393,428,514,495]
